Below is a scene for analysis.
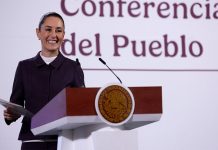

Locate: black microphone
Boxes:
[99,58,122,84]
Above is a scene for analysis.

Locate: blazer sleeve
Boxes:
[10,61,25,106]
[74,64,85,87]
[5,62,25,125]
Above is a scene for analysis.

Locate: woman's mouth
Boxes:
[48,40,58,44]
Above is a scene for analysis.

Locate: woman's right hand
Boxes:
[3,107,21,121]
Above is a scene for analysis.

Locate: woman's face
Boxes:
[36,16,65,55]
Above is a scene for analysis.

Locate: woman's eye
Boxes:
[45,28,52,32]
[56,29,63,33]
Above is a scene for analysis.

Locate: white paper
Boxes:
[0,98,32,117]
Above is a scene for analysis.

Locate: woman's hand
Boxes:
[3,107,21,121]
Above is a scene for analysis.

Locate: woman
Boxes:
[3,12,84,150]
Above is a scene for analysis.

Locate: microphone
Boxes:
[99,58,122,84]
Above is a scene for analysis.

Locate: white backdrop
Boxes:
[0,0,218,149]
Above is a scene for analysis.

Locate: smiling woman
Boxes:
[3,12,85,150]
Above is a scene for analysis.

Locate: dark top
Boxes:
[7,51,84,140]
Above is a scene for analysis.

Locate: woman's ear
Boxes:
[36,28,40,40]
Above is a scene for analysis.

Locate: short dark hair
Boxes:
[38,12,65,30]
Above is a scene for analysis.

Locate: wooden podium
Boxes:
[31,86,162,150]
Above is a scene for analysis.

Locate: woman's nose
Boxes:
[50,29,57,37]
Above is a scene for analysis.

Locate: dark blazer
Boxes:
[7,51,84,140]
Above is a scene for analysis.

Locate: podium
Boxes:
[31,86,162,150]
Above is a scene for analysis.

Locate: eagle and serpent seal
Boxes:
[95,83,135,126]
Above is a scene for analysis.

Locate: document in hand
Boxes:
[0,98,33,118]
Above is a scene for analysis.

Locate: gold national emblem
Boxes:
[98,85,133,123]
